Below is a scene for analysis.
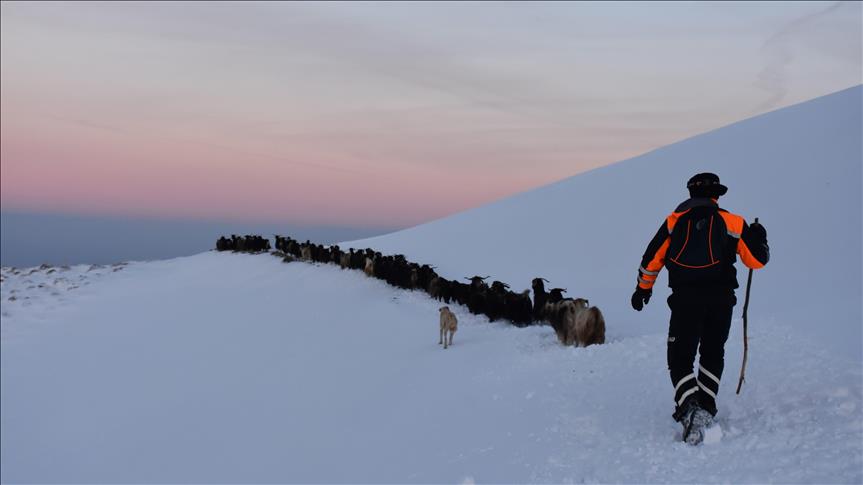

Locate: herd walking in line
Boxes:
[215,234,606,349]
[216,172,771,447]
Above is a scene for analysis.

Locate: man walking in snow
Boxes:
[630,172,769,444]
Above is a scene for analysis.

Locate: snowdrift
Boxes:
[348,85,863,361]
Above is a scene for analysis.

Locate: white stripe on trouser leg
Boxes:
[699,365,721,386]
[698,380,717,399]
[674,373,695,393]
[677,387,698,406]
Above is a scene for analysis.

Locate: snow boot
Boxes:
[682,405,713,445]
[674,396,713,445]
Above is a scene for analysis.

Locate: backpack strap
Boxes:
[668,198,719,234]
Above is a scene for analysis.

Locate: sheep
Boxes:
[364,257,375,277]
[439,306,458,349]
[575,305,606,347]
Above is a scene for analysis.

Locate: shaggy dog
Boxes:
[575,306,606,347]
[438,306,458,349]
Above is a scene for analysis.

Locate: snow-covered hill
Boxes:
[2,86,861,483]
[2,252,860,483]
[348,84,863,362]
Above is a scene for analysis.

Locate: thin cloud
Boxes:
[44,114,391,180]
[755,1,846,112]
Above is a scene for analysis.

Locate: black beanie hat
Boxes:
[687,172,728,198]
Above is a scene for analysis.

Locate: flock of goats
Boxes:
[215,234,606,348]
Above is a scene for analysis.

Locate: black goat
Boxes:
[465,276,490,316]
[505,289,534,327]
[532,277,549,320]
[485,281,510,322]
[547,287,568,304]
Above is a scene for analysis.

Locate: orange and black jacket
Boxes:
[637,198,769,291]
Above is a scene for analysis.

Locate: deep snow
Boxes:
[2,86,862,483]
[2,253,861,483]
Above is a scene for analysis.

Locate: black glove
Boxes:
[749,221,767,243]
[631,287,652,311]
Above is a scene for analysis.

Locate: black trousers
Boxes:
[667,290,736,419]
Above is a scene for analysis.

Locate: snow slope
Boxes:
[348,85,863,362]
[2,87,861,483]
[2,252,861,483]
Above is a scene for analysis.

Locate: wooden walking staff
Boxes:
[736,217,758,395]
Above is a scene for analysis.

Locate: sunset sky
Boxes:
[2,1,861,228]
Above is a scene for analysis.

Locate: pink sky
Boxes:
[2,2,860,228]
